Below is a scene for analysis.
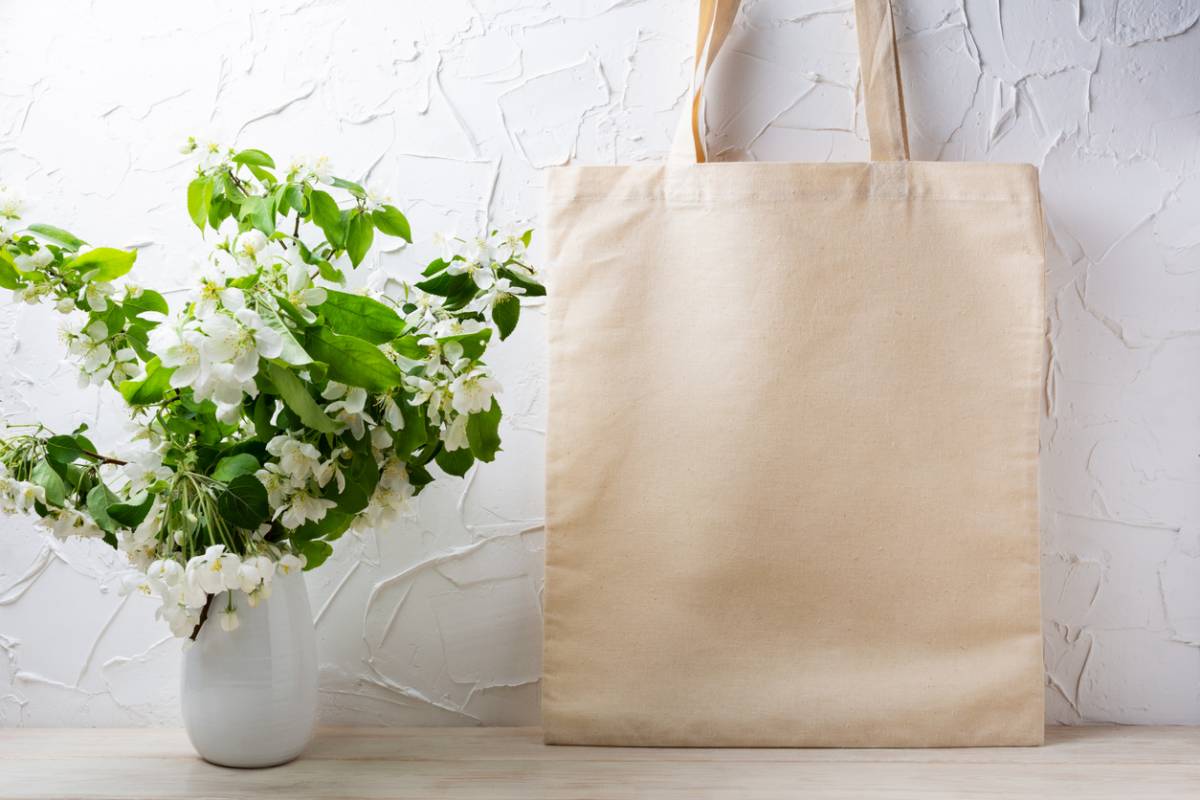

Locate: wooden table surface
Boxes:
[0,726,1197,799]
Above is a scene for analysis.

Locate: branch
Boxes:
[80,449,127,466]
[189,593,215,641]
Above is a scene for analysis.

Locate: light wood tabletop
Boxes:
[0,725,1197,799]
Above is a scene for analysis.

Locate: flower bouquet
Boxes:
[0,141,543,640]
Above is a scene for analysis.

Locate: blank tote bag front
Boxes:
[542,0,1045,748]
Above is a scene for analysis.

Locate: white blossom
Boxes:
[219,605,240,632]
[14,283,52,305]
[116,498,164,570]
[160,600,201,638]
[446,255,495,290]
[364,181,390,212]
[358,461,413,528]
[265,434,322,484]
[405,376,450,424]
[468,276,525,315]
[233,230,270,269]
[149,320,205,388]
[285,256,327,310]
[289,155,333,184]
[277,489,336,530]
[0,479,46,514]
[37,506,103,541]
[13,247,53,272]
[255,462,295,509]
[79,281,116,312]
[379,395,406,430]
[189,545,242,594]
[430,230,459,262]
[313,446,348,493]
[431,317,485,339]
[449,369,500,415]
[370,424,393,451]
[200,309,282,384]
[404,291,444,328]
[277,553,306,575]
[442,413,469,452]
[197,140,233,172]
[323,382,374,439]
[121,448,173,494]
[246,579,272,607]
[0,184,22,218]
[236,555,274,593]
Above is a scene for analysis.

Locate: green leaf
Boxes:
[95,304,127,335]
[215,171,244,202]
[65,248,137,282]
[318,290,406,344]
[435,446,474,477]
[346,211,374,267]
[124,319,157,361]
[391,334,429,361]
[217,473,269,530]
[263,362,339,433]
[272,292,314,326]
[119,357,173,405]
[298,539,333,570]
[308,189,345,248]
[187,177,213,231]
[0,251,25,290]
[499,267,545,298]
[415,270,472,298]
[407,461,434,491]
[391,395,429,459]
[333,442,379,514]
[421,257,450,277]
[371,205,411,242]
[290,510,352,544]
[305,328,404,392]
[26,224,86,252]
[438,327,492,361]
[123,290,169,318]
[492,294,520,341]
[86,484,120,533]
[108,492,155,528]
[30,460,66,507]
[232,149,275,169]
[73,432,98,453]
[278,183,305,215]
[259,306,312,365]
[46,435,84,465]
[315,259,344,283]
[208,195,235,229]
[237,195,276,236]
[466,398,502,462]
[45,456,89,497]
[251,394,275,441]
[211,453,260,482]
[329,177,366,198]
[521,229,533,247]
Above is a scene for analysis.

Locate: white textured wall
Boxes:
[1,0,1197,727]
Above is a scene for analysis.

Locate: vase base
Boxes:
[196,748,307,769]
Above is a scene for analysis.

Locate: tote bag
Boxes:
[542,0,1045,747]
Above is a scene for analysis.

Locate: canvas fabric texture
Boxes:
[541,0,1046,747]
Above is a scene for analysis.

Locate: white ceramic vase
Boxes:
[180,570,318,768]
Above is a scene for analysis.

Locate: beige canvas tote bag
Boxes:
[542,0,1045,747]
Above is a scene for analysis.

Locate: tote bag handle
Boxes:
[669,0,911,163]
